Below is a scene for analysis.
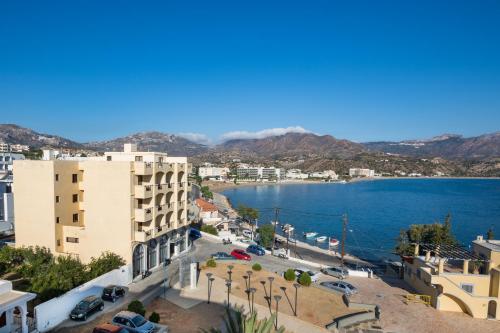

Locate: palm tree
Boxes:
[200,308,285,333]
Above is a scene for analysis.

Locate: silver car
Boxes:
[321,266,348,279]
[112,311,155,333]
[321,281,358,295]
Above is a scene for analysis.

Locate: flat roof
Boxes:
[0,290,36,312]
[419,243,488,261]
[473,239,500,252]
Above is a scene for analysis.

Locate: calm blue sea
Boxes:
[222,179,500,262]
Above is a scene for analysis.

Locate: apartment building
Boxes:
[349,168,375,178]
[13,144,192,278]
[0,152,25,173]
[198,166,230,179]
[236,166,284,180]
[403,236,500,319]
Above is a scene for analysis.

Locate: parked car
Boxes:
[246,244,265,256]
[242,229,253,238]
[69,295,104,321]
[320,281,358,295]
[231,249,251,260]
[112,311,155,333]
[211,252,233,260]
[272,247,288,258]
[294,268,321,283]
[321,266,349,279]
[102,285,126,302]
[93,323,129,333]
[189,228,202,240]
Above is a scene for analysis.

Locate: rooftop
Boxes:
[195,198,218,212]
[473,238,500,252]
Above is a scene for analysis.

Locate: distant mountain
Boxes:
[216,132,365,159]
[0,124,82,149]
[363,132,500,160]
[85,131,209,156]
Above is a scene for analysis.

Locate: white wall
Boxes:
[35,264,132,332]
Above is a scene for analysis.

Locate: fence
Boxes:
[34,264,132,332]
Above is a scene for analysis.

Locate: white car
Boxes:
[242,229,253,238]
[272,248,289,258]
[294,268,321,283]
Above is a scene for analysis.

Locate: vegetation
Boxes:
[298,272,311,286]
[257,224,274,248]
[200,307,284,333]
[201,224,218,236]
[0,246,125,302]
[251,263,262,271]
[395,214,457,256]
[206,258,217,268]
[284,269,296,281]
[201,186,214,199]
[237,204,259,222]
[487,227,495,240]
[128,300,146,316]
[149,311,160,323]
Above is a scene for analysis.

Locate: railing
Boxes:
[178,182,185,188]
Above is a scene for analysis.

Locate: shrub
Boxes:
[206,259,217,268]
[298,272,311,286]
[201,225,218,236]
[149,312,160,323]
[252,263,262,271]
[284,268,296,281]
[128,300,146,316]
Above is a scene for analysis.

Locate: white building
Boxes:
[198,166,230,180]
[195,198,222,225]
[285,169,309,180]
[0,280,36,333]
[236,166,284,180]
[349,168,375,178]
[0,153,25,173]
[309,170,338,179]
[0,143,29,153]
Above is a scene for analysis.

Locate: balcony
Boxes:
[134,162,153,176]
[155,184,167,194]
[178,182,185,189]
[135,185,153,199]
[178,200,186,207]
[135,207,153,222]
[155,204,167,215]
[134,230,152,242]
[179,218,186,225]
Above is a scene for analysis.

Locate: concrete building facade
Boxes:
[13,144,192,278]
[349,168,375,178]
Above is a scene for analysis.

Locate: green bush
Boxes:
[252,263,262,271]
[284,268,296,281]
[201,225,218,236]
[128,300,146,316]
[149,312,160,323]
[298,272,311,286]
[206,259,217,268]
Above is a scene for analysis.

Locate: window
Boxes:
[72,173,78,183]
[461,283,474,294]
[135,156,143,162]
[55,196,60,203]
[72,213,79,222]
[107,156,112,161]
[66,237,79,243]
[57,239,61,246]
[56,217,60,224]
[55,174,59,181]
[72,194,78,203]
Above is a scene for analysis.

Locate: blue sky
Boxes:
[1,1,499,144]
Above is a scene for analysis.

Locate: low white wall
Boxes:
[347,269,371,278]
[35,264,132,332]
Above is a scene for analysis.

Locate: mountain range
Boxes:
[1,124,499,164]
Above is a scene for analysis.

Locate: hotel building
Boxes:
[13,144,192,278]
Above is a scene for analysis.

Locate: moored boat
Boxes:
[329,238,340,247]
[316,236,327,242]
[304,232,318,238]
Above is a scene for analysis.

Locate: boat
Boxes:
[304,232,318,238]
[316,236,327,242]
[329,238,340,247]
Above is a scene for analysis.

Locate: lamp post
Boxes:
[246,270,253,289]
[225,279,232,308]
[274,295,282,329]
[268,277,274,306]
[243,275,249,289]
[227,265,234,293]
[249,287,256,313]
[206,273,213,304]
[293,283,301,316]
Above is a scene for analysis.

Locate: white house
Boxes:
[349,168,375,177]
[0,280,36,333]
[286,169,309,180]
[309,170,338,179]
[198,166,230,180]
[195,198,222,224]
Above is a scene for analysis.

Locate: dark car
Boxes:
[246,244,265,256]
[69,295,104,321]
[230,249,251,260]
[190,228,202,240]
[93,323,129,333]
[102,285,126,302]
[211,252,233,260]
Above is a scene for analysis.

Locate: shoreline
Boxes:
[207,176,500,193]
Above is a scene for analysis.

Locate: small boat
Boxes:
[304,232,318,238]
[329,238,340,247]
[288,238,297,244]
[316,236,327,242]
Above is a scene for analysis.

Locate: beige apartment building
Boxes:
[13,144,192,278]
[403,236,500,320]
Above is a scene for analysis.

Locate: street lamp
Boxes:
[206,273,214,304]
[293,283,301,316]
[243,275,249,289]
[225,279,232,308]
[268,277,275,306]
[246,270,253,289]
[249,287,257,313]
[274,295,282,329]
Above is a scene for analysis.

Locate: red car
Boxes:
[231,249,251,260]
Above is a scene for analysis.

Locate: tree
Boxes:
[395,214,457,256]
[200,307,284,333]
[251,263,262,271]
[237,205,259,222]
[128,300,146,316]
[257,224,274,248]
[284,269,296,281]
[201,186,213,199]
[149,312,160,323]
[298,272,311,286]
[88,252,126,279]
[487,227,495,240]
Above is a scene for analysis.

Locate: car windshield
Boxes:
[103,288,113,293]
[344,283,354,289]
[132,315,147,327]
[76,301,90,309]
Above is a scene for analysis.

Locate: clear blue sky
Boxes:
[1,0,499,143]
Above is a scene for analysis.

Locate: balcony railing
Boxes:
[135,185,153,198]
[135,207,153,222]
[178,182,185,188]
[134,162,153,175]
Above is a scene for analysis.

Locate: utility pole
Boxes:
[341,213,348,266]
[273,207,280,249]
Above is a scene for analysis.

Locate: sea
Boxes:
[222,178,500,263]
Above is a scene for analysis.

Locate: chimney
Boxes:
[124,143,137,153]
[476,235,484,242]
